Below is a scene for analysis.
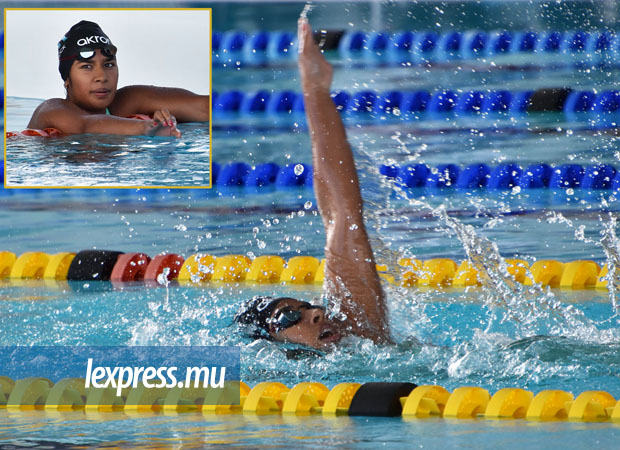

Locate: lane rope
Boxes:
[0,250,614,289]
[0,377,618,422]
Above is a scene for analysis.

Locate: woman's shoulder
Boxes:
[32,98,80,116]
[108,85,148,116]
[28,98,82,128]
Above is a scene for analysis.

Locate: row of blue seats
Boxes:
[2,161,618,192]
[213,29,620,65]
[213,89,620,117]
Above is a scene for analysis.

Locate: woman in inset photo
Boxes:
[4,9,212,188]
[28,20,210,138]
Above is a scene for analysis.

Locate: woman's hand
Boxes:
[298,18,333,95]
[147,108,182,137]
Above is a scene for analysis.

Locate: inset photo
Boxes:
[4,8,211,188]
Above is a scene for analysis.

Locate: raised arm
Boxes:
[298,19,390,344]
[111,86,210,123]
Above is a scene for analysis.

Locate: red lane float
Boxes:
[6,128,64,138]
[110,253,151,282]
[144,253,185,283]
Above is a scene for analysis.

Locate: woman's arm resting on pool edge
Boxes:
[298,18,390,344]
[111,86,210,123]
[27,99,180,136]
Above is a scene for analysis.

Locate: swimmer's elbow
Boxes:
[198,95,211,121]
[182,95,210,122]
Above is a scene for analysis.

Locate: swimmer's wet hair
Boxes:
[234,296,292,340]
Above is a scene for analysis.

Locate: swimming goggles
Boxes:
[61,46,117,62]
[269,302,324,332]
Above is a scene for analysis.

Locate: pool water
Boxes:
[1,410,619,449]
[3,0,620,447]
[0,278,618,390]
[4,97,211,187]
[0,277,619,446]
[1,187,619,262]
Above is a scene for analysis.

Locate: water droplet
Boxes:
[157,268,171,286]
[349,223,359,230]
[174,224,187,232]
[294,164,305,176]
[304,201,313,209]
[198,264,212,274]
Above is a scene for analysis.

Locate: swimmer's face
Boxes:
[268,298,341,349]
[65,49,118,113]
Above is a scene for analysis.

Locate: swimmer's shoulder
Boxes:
[28,98,84,128]
[108,85,153,116]
[28,98,93,133]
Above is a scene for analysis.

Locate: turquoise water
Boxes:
[0,410,619,449]
[0,412,618,449]
[0,280,618,393]
[0,190,618,261]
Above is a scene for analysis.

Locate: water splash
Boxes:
[352,137,616,342]
[433,204,598,339]
[157,267,172,312]
[548,210,620,314]
[600,215,620,312]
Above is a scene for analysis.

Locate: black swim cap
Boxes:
[234,296,290,340]
[58,20,117,81]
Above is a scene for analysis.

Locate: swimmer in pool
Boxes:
[27,20,210,138]
[235,18,390,349]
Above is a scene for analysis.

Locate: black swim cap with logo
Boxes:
[58,20,117,81]
[234,296,289,340]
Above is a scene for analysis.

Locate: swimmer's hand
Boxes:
[298,18,333,94]
[147,108,182,137]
